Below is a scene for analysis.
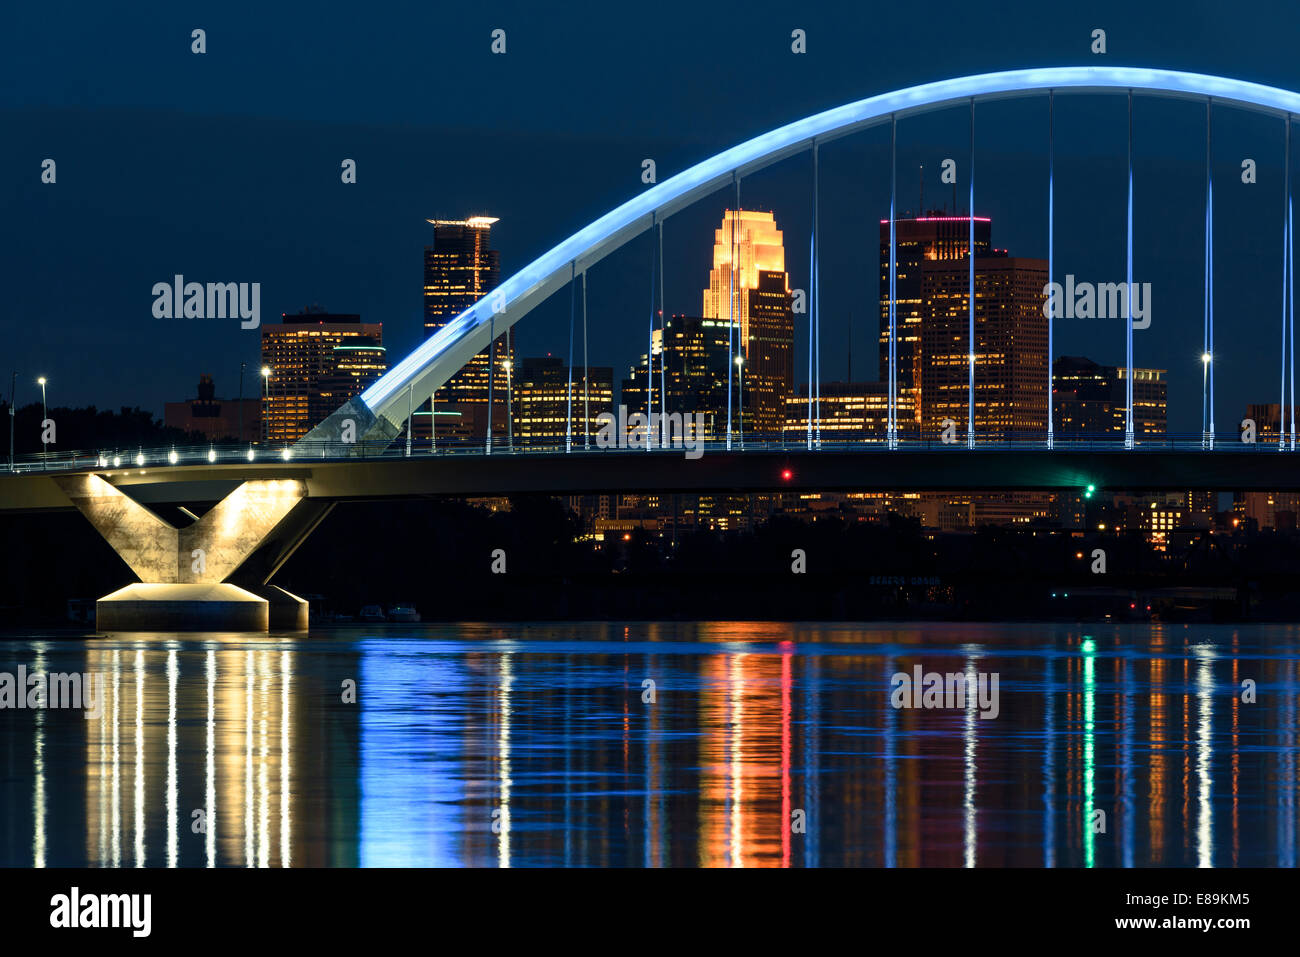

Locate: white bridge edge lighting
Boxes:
[335,66,1300,446]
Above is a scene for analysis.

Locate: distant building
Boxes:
[163,375,260,442]
[1054,356,1167,436]
[512,355,614,447]
[1244,403,1298,443]
[423,217,508,441]
[880,213,993,431]
[260,308,386,442]
[623,315,735,440]
[702,210,794,438]
[920,255,1049,438]
[783,381,914,441]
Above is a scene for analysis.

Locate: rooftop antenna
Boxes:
[919,164,924,216]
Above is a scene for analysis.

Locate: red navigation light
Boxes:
[781,468,793,481]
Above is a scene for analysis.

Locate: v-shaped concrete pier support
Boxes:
[54,474,324,632]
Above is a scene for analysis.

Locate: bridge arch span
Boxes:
[306,66,1300,449]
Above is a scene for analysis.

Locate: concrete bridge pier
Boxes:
[53,473,327,632]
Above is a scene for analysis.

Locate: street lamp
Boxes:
[37,376,47,459]
[7,371,15,472]
[1201,352,1213,449]
[261,366,271,443]
[735,355,746,446]
[238,360,246,443]
[503,359,514,451]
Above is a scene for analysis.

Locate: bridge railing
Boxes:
[2,431,1294,475]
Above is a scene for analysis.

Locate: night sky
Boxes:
[5,0,1300,435]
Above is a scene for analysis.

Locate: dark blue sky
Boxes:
[5,0,1300,433]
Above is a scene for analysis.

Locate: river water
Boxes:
[1,621,1296,867]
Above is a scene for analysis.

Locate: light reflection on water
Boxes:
[1,621,1299,868]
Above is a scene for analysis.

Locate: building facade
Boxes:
[879,214,993,431]
[701,210,794,438]
[513,355,614,447]
[423,217,508,441]
[1054,356,1167,436]
[783,381,914,441]
[260,309,386,443]
[919,256,1049,438]
[163,375,261,443]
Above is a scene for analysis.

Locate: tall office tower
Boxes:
[423,217,507,441]
[512,355,614,447]
[260,308,387,443]
[880,214,993,431]
[919,255,1049,438]
[622,315,735,440]
[1055,356,1168,436]
[701,209,794,438]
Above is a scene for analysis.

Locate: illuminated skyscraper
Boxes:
[260,308,386,442]
[919,255,1048,438]
[423,217,507,441]
[702,210,794,437]
[880,214,992,431]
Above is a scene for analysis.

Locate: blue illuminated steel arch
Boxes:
[303,66,1300,450]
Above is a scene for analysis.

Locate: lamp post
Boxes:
[238,360,246,444]
[503,359,514,451]
[261,366,271,443]
[1201,352,1212,449]
[37,376,47,460]
[7,372,14,472]
[735,355,744,449]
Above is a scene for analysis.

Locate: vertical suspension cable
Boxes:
[814,141,822,447]
[566,261,575,453]
[659,220,666,427]
[1047,92,1054,449]
[735,175,742,444]
[405,382,413,457]
[889,115,897,449]
[647,211,656,451]
[968,98,975,449]
[1206,100,1215,448]
[809,142,818,450]
[807,242,814,447]
[1284,125,1294,449]
[1125,90,1135,449]
[1282,115,1290,450]
[727,173,736,450]
[583,270,590,449]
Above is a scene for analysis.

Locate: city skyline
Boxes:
[11,3,1300,437]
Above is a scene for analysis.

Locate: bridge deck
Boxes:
[3,447,1299,512]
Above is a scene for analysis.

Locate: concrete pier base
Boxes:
[97,583,272,632]
[247,584,309,631]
